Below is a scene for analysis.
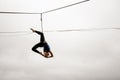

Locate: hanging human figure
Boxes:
[30,28,53,58]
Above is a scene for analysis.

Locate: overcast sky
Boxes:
[0,0,120,80]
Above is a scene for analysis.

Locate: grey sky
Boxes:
[0,0,120,80]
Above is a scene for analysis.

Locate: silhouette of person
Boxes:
[30,28,53,58]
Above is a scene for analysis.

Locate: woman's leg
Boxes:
[34,31,45,42]
[32,43,40,53]
[40,33,45,42]
[32,43,44,56]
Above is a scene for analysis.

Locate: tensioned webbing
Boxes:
[0,0,89,14]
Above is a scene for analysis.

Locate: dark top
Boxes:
[44,42,50,52]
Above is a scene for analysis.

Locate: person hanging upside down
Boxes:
[30,28,53,58]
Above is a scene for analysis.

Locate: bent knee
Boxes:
[32,47,36,51]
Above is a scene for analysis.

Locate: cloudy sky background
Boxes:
[0,0,120,80]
